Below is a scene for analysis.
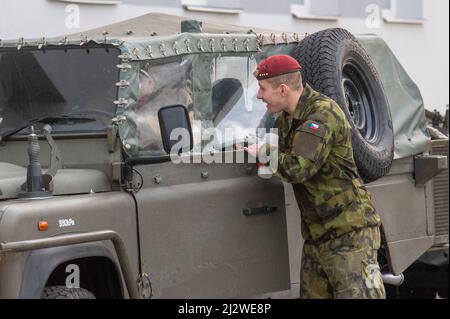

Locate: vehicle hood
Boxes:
[0,162,111,200]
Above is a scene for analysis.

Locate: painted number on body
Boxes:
[59,218,75,228]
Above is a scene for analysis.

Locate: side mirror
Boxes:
[158,105,193,155]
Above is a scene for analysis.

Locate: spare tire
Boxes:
[294,28,394,183]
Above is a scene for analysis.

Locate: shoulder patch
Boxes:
[292,119,328,160]
[297,120,327,138]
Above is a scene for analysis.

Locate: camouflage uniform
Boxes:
[273,82,385,299]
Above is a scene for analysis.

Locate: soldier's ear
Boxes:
[279,84,289,97]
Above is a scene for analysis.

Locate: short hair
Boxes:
[265,71,302,91]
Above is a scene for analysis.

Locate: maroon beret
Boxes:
[254,55,301,80]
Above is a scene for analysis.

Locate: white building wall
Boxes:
[0,0,448,113]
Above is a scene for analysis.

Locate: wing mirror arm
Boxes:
[42,125,63,189]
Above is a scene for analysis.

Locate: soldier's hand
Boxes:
[243,144,260,158]
[234,144,244,151]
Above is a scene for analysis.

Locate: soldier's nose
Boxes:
[257,90,263,100]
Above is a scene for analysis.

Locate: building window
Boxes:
[291,0,339,21]
[51,0,121,4]
[382,0,424,24]
[182,0,242,14]
[241,0,291,15]
[121,0,181,6]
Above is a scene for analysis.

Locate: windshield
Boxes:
[0,46,120,136]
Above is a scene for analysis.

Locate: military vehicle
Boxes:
[0,13,448,299]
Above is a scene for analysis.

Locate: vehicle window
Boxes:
[135,58,193,155]
[0,46,120,136]
[133,54,274,156]
[199,55,274,151]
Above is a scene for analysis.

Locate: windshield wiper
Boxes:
[0,115,96,144]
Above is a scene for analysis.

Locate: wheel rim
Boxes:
[342,61,380,143]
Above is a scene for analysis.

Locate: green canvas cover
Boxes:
[357,35,430,159]
[0,13,429,159]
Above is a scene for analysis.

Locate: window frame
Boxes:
[382,0,424,24]
[182,0,242,14]
[51,0,121,4]
[291,0,340,21]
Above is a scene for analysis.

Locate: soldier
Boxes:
[244,55,386,299]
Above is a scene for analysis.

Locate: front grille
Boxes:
[431,139,449,237]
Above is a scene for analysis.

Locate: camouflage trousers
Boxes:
[300,226,386,299]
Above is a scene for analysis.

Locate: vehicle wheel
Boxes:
[294,28,394,183]
[41,286,96,299]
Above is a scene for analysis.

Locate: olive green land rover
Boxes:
[0,13,447,299]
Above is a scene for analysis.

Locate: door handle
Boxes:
[243,206,277,216]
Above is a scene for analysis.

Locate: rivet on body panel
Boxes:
[132,47,141,59]
[220,38,227,51]
[117,63,132,72]
[80,35,88,46]
[243,38,250,51]
[16,38,25,50]
[172,41,180,54]
[58,37,68,46]
[270,33,277,45]
[184,39,192,53]
[112,115,127,124]
[113,98,129,107]
[146,45,153,58]
[115,80,130,88]
[197,39,205,52]
[209,38,215,52]
[118,53,131,61]
[159,43,167,56]
[232,38,238,52]
[154,175,162,184]
[37,37,47,49]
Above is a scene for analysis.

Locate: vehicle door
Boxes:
[129,54,290,298]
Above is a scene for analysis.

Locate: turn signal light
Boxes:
[38,221,49,231]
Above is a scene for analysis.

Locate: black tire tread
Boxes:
[41,286,96,299]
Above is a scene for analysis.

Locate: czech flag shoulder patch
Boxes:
[308,122,320,131]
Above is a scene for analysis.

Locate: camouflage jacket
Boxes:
[274,82,381,242]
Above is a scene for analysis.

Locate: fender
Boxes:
[19,241,123,299]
